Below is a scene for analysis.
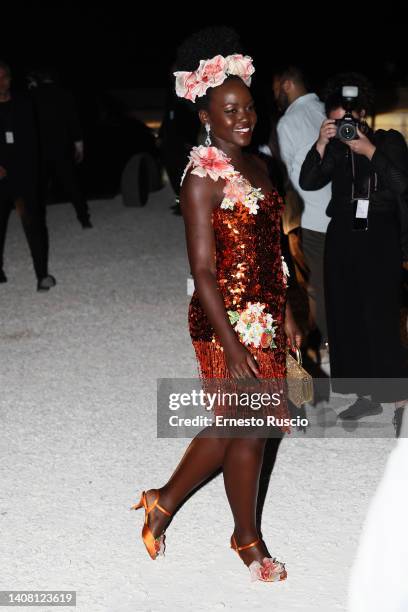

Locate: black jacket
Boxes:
[299,129,408,257]
[0,93,39,198]
[31,83,82,160]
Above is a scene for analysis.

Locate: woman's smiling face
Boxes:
[199,78,257,148]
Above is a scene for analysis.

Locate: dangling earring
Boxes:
[205,123,212,147]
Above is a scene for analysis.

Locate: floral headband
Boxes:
[174,53,255,103]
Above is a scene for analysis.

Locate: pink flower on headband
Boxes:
[198,55,227,88]
[174,72,202,102]
[174,53,255,102]
[225,54,255,85]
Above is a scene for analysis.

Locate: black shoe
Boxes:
[37,274,57,292]
[338,397,383,420]
[0,269,7,283]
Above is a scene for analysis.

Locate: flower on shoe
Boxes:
[249,557,286,582]
[154,534,165,556]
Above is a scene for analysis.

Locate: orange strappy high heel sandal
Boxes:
[230,534,287,582]
[130,490,172,560]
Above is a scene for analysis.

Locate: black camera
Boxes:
[335,86,360,141]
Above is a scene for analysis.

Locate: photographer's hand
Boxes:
[346,127,376,159]
[316,119,337,158]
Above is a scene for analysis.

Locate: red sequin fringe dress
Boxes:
[182,147,291,431]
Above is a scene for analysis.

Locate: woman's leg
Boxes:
[143,430,281,567]
[0,196,13,274]
[144,427,230,537]
[223,436,273,565]
[16,197,48,280]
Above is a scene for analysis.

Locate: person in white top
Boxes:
[273,66,331,359]
[348,412,408,611]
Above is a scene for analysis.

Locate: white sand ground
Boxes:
[0,185,397,612]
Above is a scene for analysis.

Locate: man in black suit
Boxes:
[0,61,56,291]
[29,70,92,229]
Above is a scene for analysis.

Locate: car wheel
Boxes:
[121,153,150,207]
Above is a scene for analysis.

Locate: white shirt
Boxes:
[277,93,331,233]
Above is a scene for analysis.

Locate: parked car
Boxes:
[49,91,163,206]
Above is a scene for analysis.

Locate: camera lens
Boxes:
[339,123,356,140]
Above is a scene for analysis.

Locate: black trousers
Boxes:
[301,227,328,346]
[325,212,407,401]
[41,156,89,222]
[0,187,48,280]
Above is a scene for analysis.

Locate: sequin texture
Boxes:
[185,158,290,429]
[189,189,287,352]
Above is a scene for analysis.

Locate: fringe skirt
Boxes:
[191,339,291,435]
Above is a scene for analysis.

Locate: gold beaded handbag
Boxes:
[286,347,314,407]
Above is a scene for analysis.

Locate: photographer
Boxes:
[299,73,408,426]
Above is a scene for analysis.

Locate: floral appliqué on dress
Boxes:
[180,146,265,215]
[227,302,277,350]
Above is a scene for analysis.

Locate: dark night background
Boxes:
[1,3,407,101]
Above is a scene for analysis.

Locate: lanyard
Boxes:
[350,150,378,200]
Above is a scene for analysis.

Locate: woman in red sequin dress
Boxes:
[131,29,301,583]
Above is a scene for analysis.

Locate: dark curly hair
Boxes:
[174,25,245,111]
[323,72,375,115]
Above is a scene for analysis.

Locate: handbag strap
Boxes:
[289,346,302,366]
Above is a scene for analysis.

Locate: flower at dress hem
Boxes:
[228,302,277,349]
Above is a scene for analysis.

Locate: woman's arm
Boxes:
[345,128,408,195]
[181,172,260,379]
[370,130,408,195]
[299,119,338,191]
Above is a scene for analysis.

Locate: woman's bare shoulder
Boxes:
[180,169,225,213]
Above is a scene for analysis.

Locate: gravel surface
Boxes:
[0,186,396,612]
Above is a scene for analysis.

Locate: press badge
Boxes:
[352,199,369,231]
[5,131,14,144]
[355,199,369,218]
